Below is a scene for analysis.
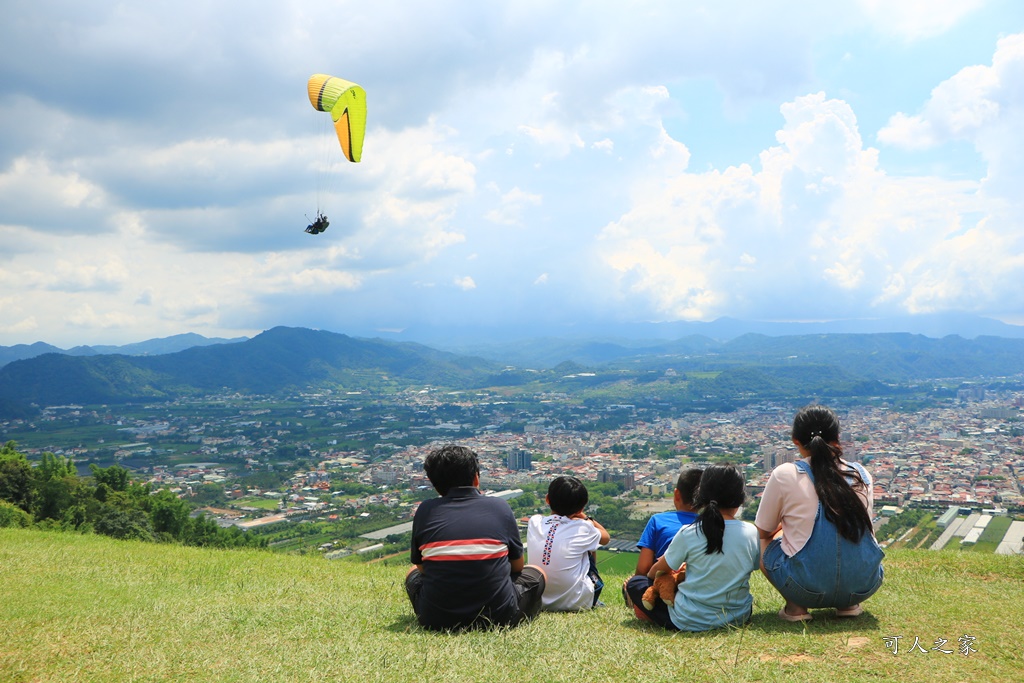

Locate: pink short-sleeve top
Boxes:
[755,457,873,557]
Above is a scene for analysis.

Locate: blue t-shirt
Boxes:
[637,510,698,559]
[663,519,760,631]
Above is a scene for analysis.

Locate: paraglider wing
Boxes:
[307,74,366,162]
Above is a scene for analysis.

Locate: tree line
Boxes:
[0,441,265,549]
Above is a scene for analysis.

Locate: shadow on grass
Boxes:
[386,614,424,633]
[385,614,535,635]
[747,609,881,635]
[615,609,881,636]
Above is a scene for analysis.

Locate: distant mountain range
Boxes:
[374,312,1024,352]
[0,327,498,416]
[0,333,248,369]
[467,331,1024,377]
[4,313,1022,370]
[2,326,1023,418]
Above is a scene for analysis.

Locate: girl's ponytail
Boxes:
[694,465,745,555]
[698,498,726,555]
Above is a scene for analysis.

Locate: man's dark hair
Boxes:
[675,468,703,506]
[547,475,589,517]
[423,445,479,496]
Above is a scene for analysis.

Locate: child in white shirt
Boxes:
[527,476,610,611]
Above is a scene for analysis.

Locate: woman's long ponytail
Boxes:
[793,406,873,543]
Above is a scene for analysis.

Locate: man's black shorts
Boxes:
[405,565,546,630]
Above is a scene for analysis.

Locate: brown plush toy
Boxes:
[641,565,685,610]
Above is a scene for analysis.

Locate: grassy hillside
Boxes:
[2,528,1022,683]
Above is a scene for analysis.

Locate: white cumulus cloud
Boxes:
[597,91,1006,321]
[454,276,477,291]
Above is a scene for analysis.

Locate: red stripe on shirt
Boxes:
[420,538,509,561]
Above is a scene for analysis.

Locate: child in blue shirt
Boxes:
[634,468,703,576]
[625,464,760,631]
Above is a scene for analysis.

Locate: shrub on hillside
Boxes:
[94,506,156,542]
[0,500,32,528]
[1,441,266,550]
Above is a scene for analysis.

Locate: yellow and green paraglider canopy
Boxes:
[307,74,366,163]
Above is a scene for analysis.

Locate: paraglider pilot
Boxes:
[306,212,329,234]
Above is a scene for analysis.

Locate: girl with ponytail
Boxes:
[756,405,884,622]
[625,465,760,631]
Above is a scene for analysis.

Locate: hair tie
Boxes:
[708,499,718,507]
[809,430,823,439]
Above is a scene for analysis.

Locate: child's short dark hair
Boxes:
[547,475,589,516]
[424,445,479,496]
[675,468,703,506]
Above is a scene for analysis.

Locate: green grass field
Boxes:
[2,528,1022,683]
[233,496,282,511]
[595,549,641,574]
[968,516,1014,553]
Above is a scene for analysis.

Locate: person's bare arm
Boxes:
[509,555,525,573]
[588,517,611,545]
[756,524,781,575]
[646,554,672,581]
[570,512,611,545]
[634,547,656,576]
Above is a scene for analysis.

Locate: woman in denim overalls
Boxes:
[755,405,884,622]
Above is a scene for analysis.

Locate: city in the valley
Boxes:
[4,382,1022,559]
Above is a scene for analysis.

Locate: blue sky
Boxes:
[1,0,1023,347]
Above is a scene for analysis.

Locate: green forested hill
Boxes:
[0,327,500,411]
[2,528,1021,683]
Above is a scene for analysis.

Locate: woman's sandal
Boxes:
[836,604,863,618]
[778,607,813,622]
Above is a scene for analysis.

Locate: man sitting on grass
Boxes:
[405,445,546,631]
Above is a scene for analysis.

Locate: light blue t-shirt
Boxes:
[663,519,760,631]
